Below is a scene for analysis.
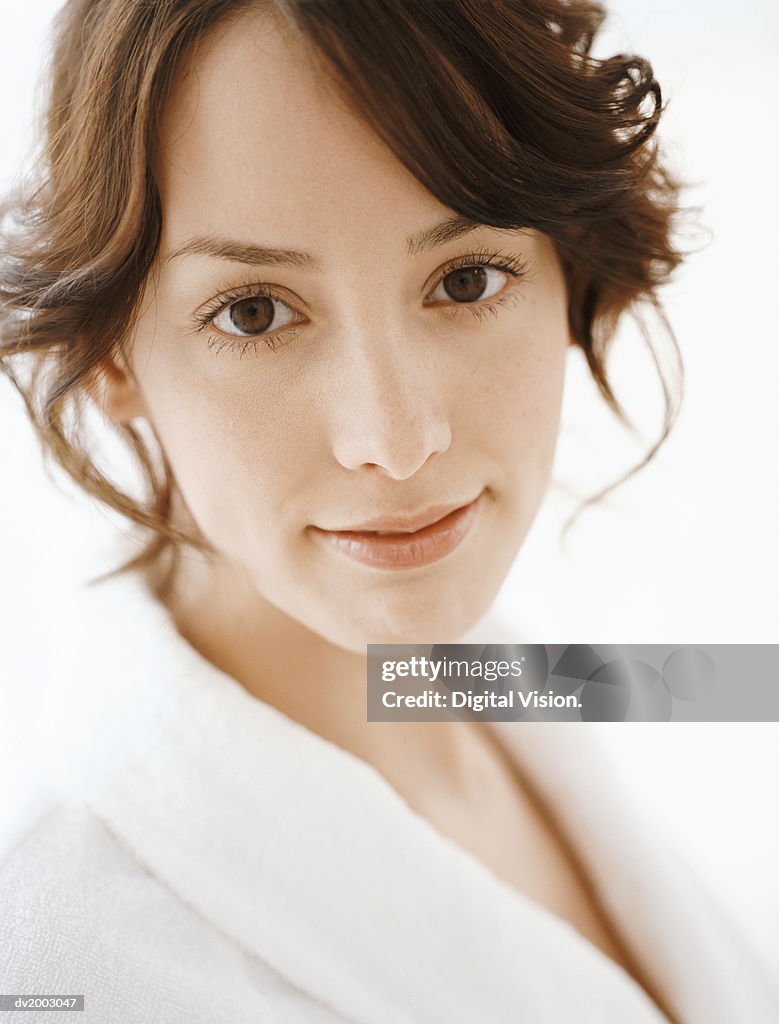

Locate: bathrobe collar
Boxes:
[38,570,763,1024]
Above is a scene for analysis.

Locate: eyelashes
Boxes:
[192,247,534,359]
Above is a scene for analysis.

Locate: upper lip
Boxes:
[321,492,481,534]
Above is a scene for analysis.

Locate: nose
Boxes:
[327,328,452,480]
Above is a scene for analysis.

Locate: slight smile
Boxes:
[308,489,485,571]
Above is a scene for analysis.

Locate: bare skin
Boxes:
[92,8,673,1020]
[164,568,675,1021]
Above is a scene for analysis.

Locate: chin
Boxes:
[325,583,496,651]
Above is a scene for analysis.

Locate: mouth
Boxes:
[320,493,484,534]
[308,490,485,571]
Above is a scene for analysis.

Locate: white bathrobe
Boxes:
[1,569,776,1023]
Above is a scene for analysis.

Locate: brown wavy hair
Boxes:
[0,0,691,597]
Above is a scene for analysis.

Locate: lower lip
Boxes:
[309,492,483,570]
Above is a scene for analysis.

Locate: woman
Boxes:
[0,1,775,1022]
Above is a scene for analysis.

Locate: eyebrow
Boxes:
[163,214,486,269]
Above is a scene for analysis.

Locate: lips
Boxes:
[325,496,480,535]
[309,490,485,570]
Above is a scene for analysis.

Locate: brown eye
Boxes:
[443,267,488,302]
[431,264,508,305]
[212,294,296,337]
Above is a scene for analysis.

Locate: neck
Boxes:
[145,544,481,803]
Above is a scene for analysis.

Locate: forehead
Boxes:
[155,7,444,257]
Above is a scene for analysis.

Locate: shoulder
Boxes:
[0,796,345,1023]
[0,796,229,1020]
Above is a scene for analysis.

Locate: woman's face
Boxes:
[115,8,572,651]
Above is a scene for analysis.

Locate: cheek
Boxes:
[472,294,569,477]
[130,339,309,543]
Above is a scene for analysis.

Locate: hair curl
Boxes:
[0,0,692,598]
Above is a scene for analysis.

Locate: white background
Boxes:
[1,0,777,974]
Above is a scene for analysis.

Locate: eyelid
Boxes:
[423,248,531,302]
[194,246,533,344]
[192,282,306,335]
